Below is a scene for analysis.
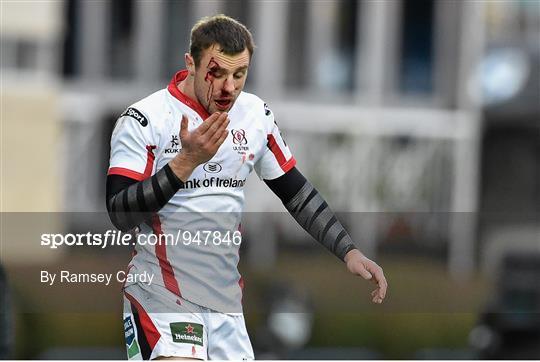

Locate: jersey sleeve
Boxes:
[107,107,157,181]
[254,108,296,180]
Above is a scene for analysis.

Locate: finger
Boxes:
[371,287,382,302]
[179,115,189,140]
[214,128,229,147]
[199,115,215,134]
[210,118,229,144]
[357,264,373,280]
[379,280,387,300]
[200,112,226,136]
[195,112,219,135]
[371,288,383,302]
[201,113,226,141]
[374,272,387,300]
[209,113,229,139]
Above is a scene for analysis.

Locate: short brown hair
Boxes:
[190,14,255,67]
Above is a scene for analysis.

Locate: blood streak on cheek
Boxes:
[206,82,214,104]
[205,57,220,103]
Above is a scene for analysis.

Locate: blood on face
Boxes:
[204,57,219,103]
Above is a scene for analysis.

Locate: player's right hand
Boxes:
[169,112,229,181]
[178,112,229,165]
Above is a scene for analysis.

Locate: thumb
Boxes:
[180,115,189,139]
[358,264,373,280]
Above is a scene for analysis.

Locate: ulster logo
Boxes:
[231,128,249,155]
[231,129,249,154]
[231,129,247,145]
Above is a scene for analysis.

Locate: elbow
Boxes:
[106,195,135,232]
[106,210,137,232]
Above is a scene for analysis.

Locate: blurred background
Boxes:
[1,0,539,359]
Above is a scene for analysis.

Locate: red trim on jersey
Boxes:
[144,145,157,178]
[108,145,156,181]
[267,134,297,172]
[168,70,210,120]
[280,156,297,173]
[124,291,161,351]
[108,167,145,181]
[152,215,182,298]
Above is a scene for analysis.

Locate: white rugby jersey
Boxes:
[108,70,295,313]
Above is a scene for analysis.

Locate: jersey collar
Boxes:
[168,70,210,120]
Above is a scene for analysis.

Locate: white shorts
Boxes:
[122,282,254,360]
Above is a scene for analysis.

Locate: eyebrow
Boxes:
[211,65,249,74]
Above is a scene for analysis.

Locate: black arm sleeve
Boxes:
[105,164,183,231]
[264,167,357,261]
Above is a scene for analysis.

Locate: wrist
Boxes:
[344,248,362,263]
[169,153,197,182]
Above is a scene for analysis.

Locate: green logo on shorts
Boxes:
[124,316,140,359]
[127,339,140,359]
[170,322,204,346]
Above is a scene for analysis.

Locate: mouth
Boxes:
[214,98,233,111]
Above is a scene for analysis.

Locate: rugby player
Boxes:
[106,14,387,360]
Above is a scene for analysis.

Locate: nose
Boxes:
[222,75,235,94]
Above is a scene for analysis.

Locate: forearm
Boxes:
[285,181,357,261]
[106,163,184,231]
[265,168,357,261]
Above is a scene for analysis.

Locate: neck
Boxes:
[177,73,197,101]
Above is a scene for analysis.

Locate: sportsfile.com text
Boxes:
[40,230,243,249]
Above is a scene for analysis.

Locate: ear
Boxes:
[185,53,195,76]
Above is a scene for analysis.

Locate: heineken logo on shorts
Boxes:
[170,322,204,346]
